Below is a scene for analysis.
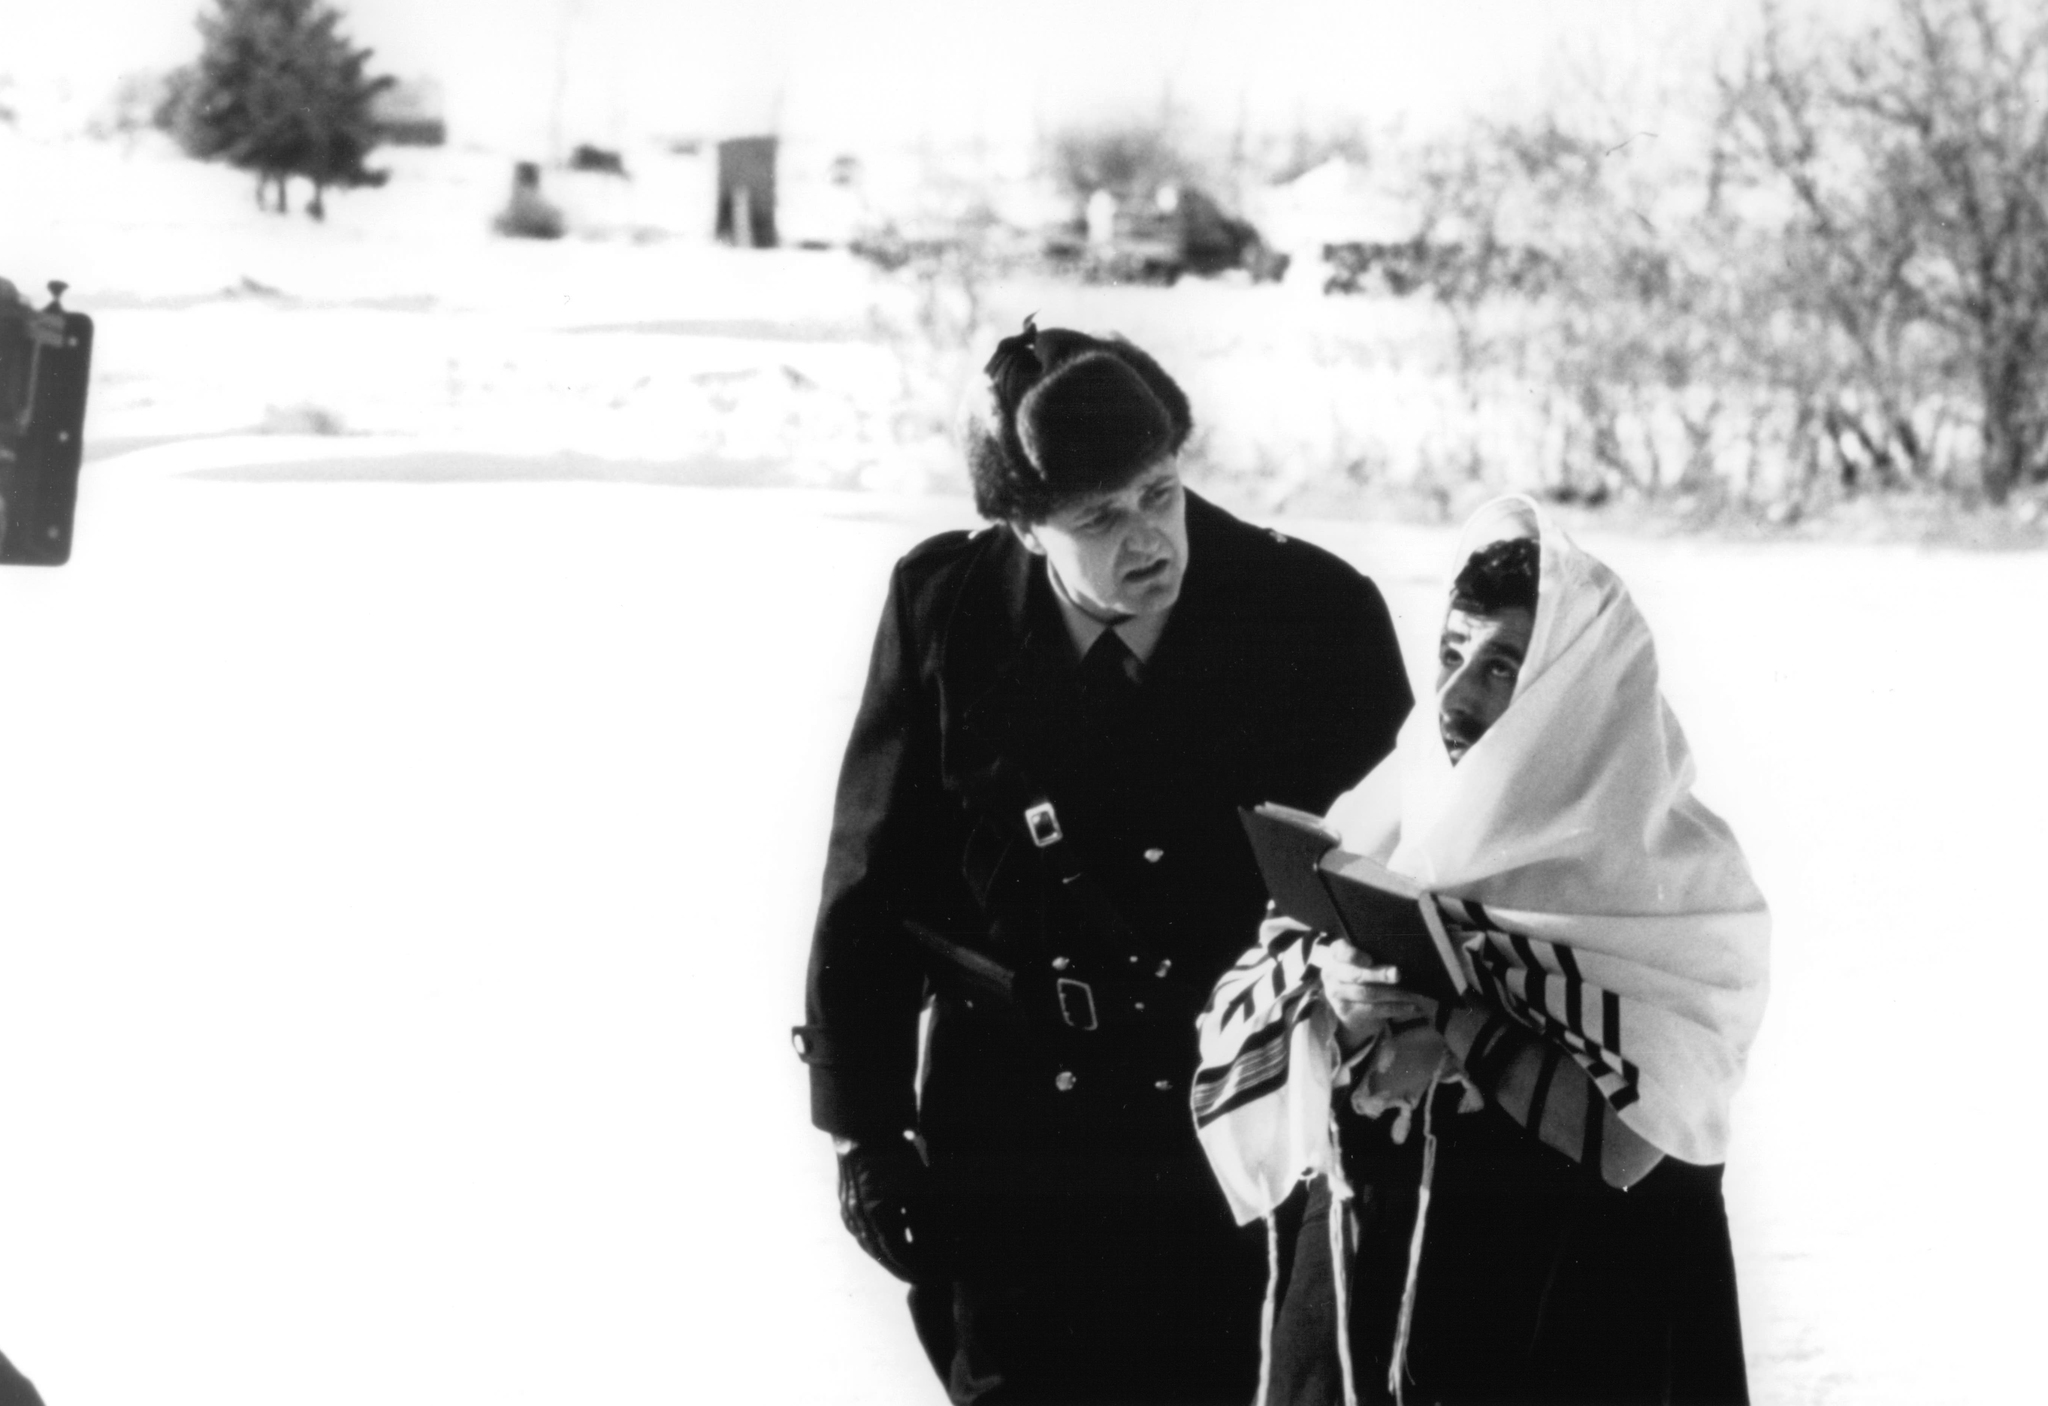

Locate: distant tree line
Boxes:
[1387,0,2048,510]
[1046,0,2048,513]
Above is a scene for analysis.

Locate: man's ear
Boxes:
[1009,521,1046,556]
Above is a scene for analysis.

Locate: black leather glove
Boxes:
[836,1136,948,1284]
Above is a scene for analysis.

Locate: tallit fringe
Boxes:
[1327,1101,1361,1406]
[1255,1216,1279,1406]
[1331,1184,1359,1406]
[1387,1071,1444,1406]
[1255,1149,1364,1406]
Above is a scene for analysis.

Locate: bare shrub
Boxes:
[1048,119,1206,203]
[1718,0,2048,504]
[262,402,346,435]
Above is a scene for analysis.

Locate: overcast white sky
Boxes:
[11,0,1880,154]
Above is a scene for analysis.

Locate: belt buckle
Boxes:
[1055,976,1098,1031]
[1024,801,1063,848]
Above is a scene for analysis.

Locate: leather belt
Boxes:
[906,919,1171,1032]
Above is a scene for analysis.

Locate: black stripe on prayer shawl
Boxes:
[1516,1009,1644,1106]
[1218,983,1259,1029]
[1601,989,1622,1056]
[1479,939,1518,996]
[1192,1011,1292,1099]
[1556,943,1585,1038]
[1560,1035,1640,1098]
[1582,1084,1605,1169]
[1194,1072,1293,1128]
[1192,1008,1295,1083]
[1457,937,1647,1115]
[1192,1052,1295,1128]
[1190,985,1318,1127]
[1469,950,1506,1013]
[1527,1041,1564,1131]
[1466,899,1495,930]
[1268,923,1313,958]
[1509,930,1549,1027]
[1484,933,1562,1046]
[1467,1017,1527,1090]
[1200,950,1274,1020]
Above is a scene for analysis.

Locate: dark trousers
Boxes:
[908,1174,1267,1405]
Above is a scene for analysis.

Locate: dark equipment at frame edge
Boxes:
[0,278,93,566]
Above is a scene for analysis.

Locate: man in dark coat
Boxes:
[795,321,1413,1404]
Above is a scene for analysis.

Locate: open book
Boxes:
[1237,803,1471,1004]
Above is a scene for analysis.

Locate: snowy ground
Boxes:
[2,134,2044,1404]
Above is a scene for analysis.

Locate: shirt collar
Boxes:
[1044,562,1172,666]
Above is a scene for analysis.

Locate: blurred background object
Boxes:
[13,0,2048,530]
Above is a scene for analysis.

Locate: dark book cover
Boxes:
[1238,804,1470,1003]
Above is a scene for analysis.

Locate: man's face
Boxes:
[1012,458,1189,620]
[1436,604,1534,764]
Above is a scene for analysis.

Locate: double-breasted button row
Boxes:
[1050,953,1170,978]
[1052,1070,1177,1093]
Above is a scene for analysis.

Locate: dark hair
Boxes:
[1450,537,1540,616]
[967,318,1194,522]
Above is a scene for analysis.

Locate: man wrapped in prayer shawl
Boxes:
[1192,496,1769,1406]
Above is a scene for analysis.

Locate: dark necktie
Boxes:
[1079,628,1141,710]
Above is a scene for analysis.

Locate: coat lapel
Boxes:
[1133,493,1261,795]
[940,527,1074,798]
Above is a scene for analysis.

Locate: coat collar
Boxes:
[940,491,1254,778]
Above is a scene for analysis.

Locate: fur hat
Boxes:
[966,318,1193,522]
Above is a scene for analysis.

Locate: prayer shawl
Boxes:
[1194,493,1770,1218]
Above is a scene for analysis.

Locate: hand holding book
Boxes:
[1257,913,1430,1052]
[1238,804,1472,1006]
[1317,934,1437,1051]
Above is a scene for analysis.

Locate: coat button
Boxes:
[1154,959,1172,979]
[1055,1071,1077,1092]
[1052,956,1071,971]
[1154,1079,1173,1092]
[1143,848,1165,863]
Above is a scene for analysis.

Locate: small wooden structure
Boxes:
[369,77,447,148]
[716,137,779,248]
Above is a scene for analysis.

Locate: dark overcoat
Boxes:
[800,492,1412,1403]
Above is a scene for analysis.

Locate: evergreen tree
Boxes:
[178,0,394,219]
